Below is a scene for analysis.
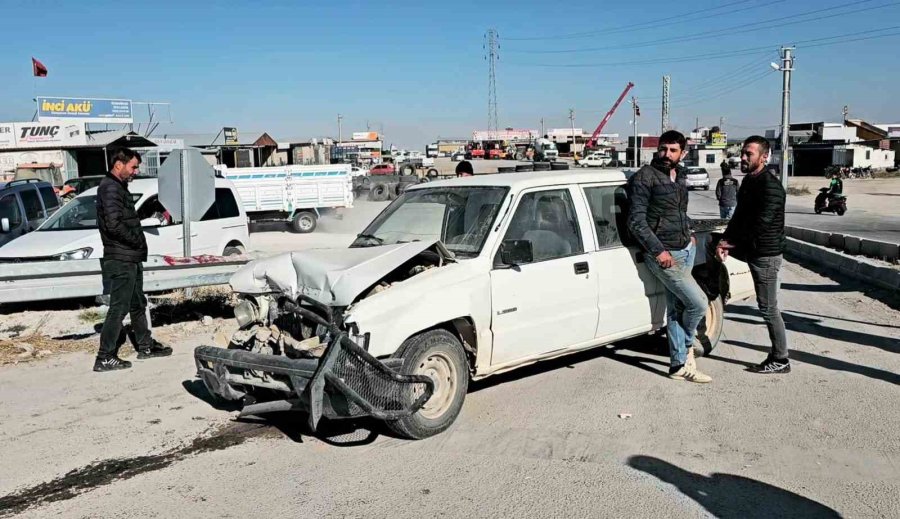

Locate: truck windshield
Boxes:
[351,186,508,257]
[39,193,142,231]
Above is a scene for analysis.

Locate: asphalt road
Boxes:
[2,187,898,517]
[689,167,900,243]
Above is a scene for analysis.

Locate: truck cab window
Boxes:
[502,189,582,263]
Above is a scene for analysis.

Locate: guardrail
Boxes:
[0,255,250,305]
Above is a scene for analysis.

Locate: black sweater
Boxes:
[96,174,148,262]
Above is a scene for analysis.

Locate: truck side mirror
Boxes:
[1,218,9,233]
[499,239,533,267]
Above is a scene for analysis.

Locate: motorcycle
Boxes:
[814,187,847,216]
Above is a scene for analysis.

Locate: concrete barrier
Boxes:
[828,233,845,250]
[844,236,862,255]
[860,239,900,261]
[785,237,900,290]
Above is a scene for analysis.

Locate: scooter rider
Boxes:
[828,171,843,196]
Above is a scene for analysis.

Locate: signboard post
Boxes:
[157,149,215,259]
[36,97,133,123]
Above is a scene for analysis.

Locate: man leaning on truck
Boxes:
[626,130,712,384]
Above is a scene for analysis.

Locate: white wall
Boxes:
[833,145,895,168]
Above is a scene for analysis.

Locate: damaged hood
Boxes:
[230,241,453,306]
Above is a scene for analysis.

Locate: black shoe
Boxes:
[748,358,791,374]
[136,341,173,359]
[94,356,132,372]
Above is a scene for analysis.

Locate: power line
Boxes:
[504,0,762,41]
[507,25,900,68]
[505,0,896,54]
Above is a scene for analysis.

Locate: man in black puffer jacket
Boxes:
[627,130,711,384]
[94,148,171,372]
[717,136,789,374]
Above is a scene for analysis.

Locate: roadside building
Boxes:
[0,121,155,183]
[782,120,897,175]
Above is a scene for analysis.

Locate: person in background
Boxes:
[717,136,789,374]
[455,160,474,177]
[715,168,740,219]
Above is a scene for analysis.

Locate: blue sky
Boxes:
[2,0,898,149]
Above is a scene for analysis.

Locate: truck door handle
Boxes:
[574,262,589,275]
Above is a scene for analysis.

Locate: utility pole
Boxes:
[540,117,545,137]
[569,109,577,159]
[779,47,794,189]
[631,97,640,167]
[695,116,700,131]
[485,29,500,133]
[842,105,849,123]
[337,114,343,143]
[719,116,724,129]
[661,75,670,134]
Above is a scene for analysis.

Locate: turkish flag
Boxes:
[32,57,48,77]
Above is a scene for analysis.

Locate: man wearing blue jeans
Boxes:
[717,136,789,374]
[627,131,712,383]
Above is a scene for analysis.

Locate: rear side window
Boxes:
[0,194,22,227]
[583,185,636,247]
[39,186,59,210]
[201,188,241,221]
[19,188,44,220]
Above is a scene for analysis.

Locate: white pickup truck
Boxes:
[216,164,353,233]
[194,170,754,439]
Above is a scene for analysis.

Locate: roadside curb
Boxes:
[785,225,900,262]
[785,237,900,291]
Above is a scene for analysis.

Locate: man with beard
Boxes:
[716,136,789,374]
[627,130,712,383]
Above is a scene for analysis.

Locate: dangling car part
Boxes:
[195,292,435,432]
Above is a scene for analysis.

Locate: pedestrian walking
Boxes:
[716,136,789,374]
[720,158,731,177]
[627,130,712,383]
[94,148,171,372]
[715,168,740,219]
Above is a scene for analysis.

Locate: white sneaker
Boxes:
[686,347,697,371]
[669,364,712,384]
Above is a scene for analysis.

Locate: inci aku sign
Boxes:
[36,97,133,123]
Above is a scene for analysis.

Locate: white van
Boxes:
[0,177,249,261]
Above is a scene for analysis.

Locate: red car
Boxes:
[370,164,396,175]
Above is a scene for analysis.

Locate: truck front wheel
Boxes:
[291,211,317,233]
[692,296,724,357]
[387,329,468,439]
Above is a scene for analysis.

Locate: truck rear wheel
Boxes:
[692,296,724,357]
[386,329,468,439]
[369,182,390,201]
[399,164,416,175]
[290,211,317,233]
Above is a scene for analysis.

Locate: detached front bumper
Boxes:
[194,299,433,432]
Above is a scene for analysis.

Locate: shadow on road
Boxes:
[723,340,900,386]
[182,380,386,446]
[727,305,900,355]
[469,336,671,393]
[627,455,841,518]
[783,252,900,311]
[780,282,849,293]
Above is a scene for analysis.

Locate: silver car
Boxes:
[685,167,710,190]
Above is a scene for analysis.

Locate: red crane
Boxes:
[586,82,635,150]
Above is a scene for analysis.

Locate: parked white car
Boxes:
[685,166,711,190]
[350,166,369,177]
[194,170,754,439]
[578,152,612,168]
[0,177,250,261]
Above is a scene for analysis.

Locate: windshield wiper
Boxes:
[355,233,384,244]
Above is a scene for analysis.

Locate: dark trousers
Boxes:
[748,255,789,360]
[98,259,152,359]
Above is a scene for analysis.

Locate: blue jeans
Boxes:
[645,242,709,368]
[719,205,735,219]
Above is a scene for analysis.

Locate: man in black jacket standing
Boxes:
[717,136,789,374]
[627,131,712,383]
[94,148,171,372]
[715,168,740,219]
